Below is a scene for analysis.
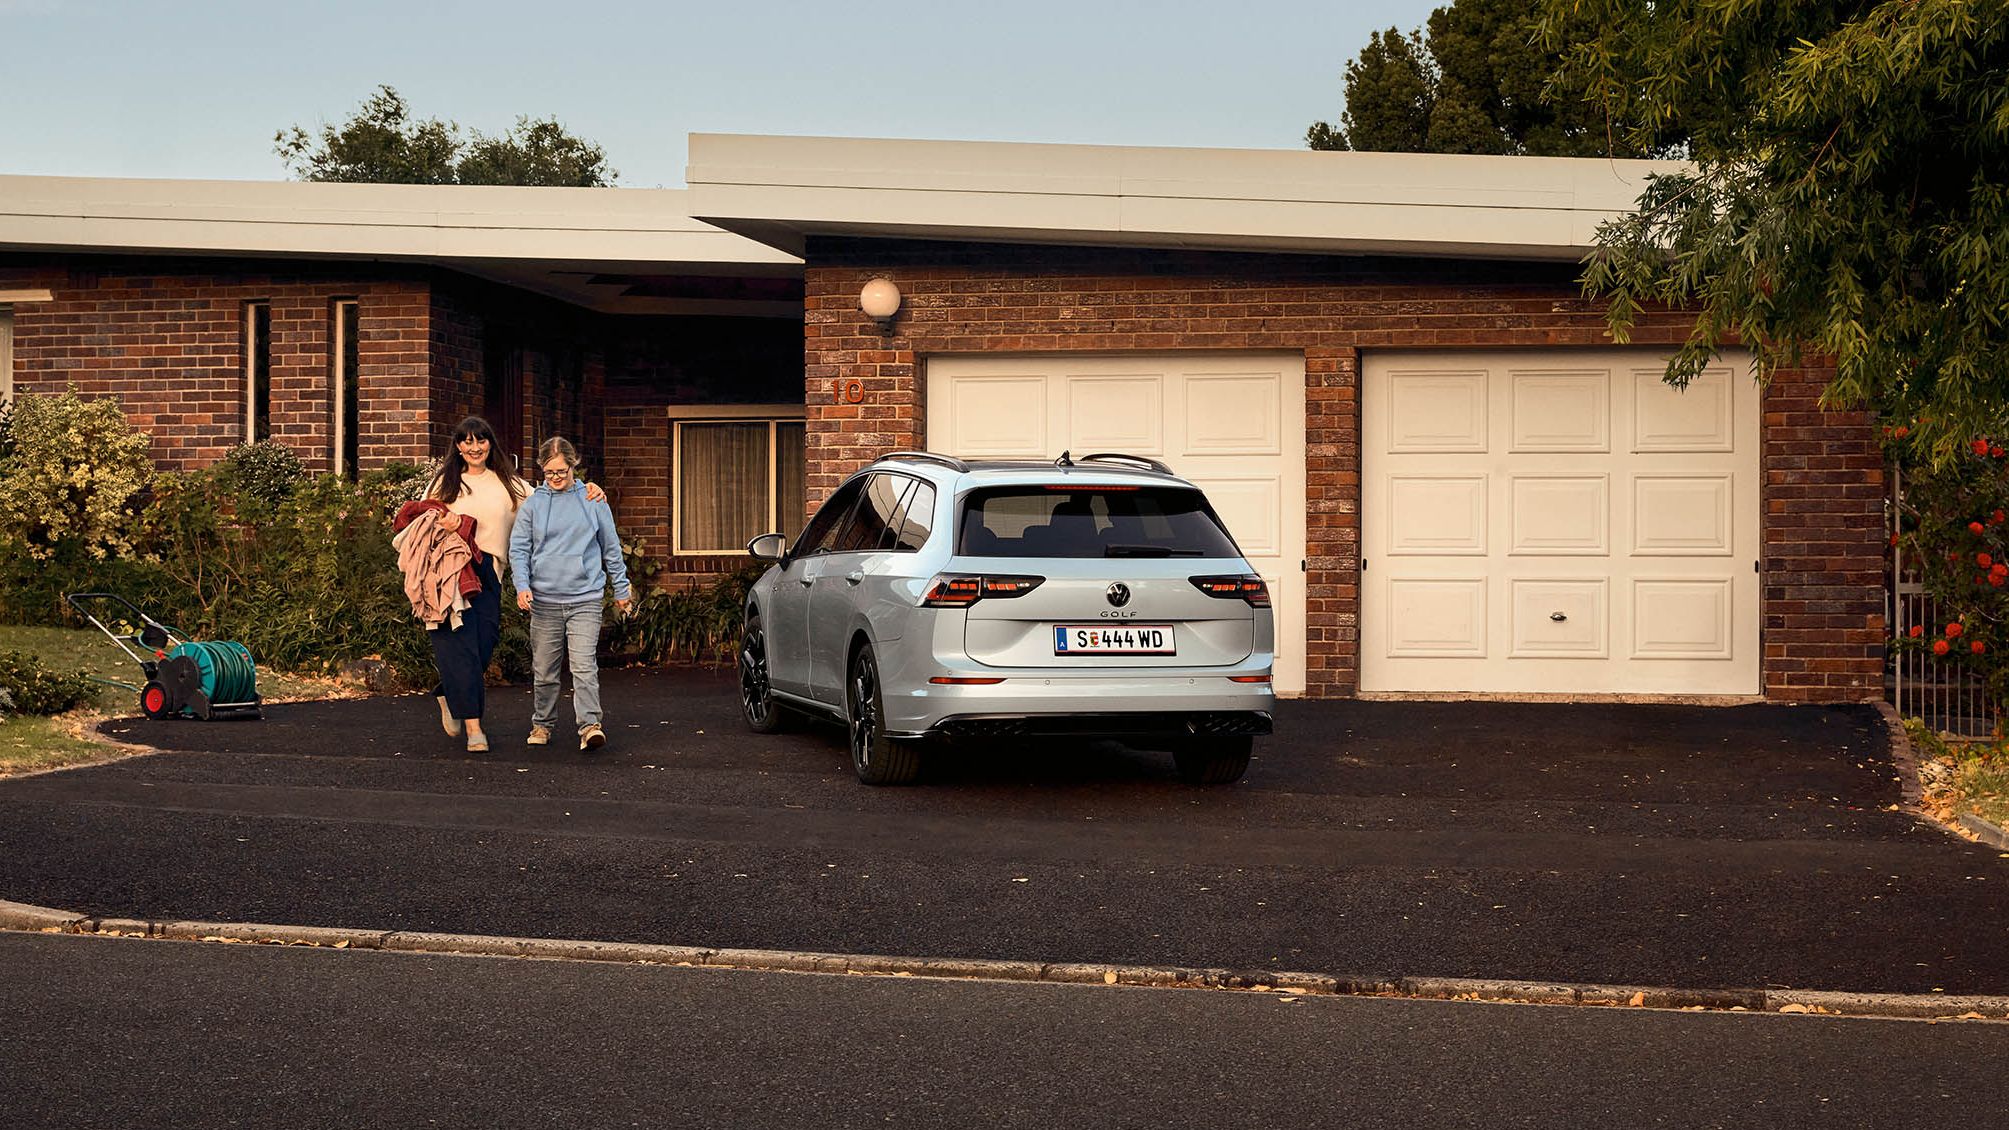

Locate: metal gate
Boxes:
[1889,467,2000,737]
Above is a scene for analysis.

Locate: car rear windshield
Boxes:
[957,485,1242,558]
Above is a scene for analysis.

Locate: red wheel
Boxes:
[141,681,173,720]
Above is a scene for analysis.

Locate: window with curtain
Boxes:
[675,416,808,553]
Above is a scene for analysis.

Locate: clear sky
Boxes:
[1,0,1447,187]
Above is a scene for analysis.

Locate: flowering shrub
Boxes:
[1889,423,2009,712]
[0,388,154,561]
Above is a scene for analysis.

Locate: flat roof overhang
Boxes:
[0,175,804,317]
[685,133,1687,261]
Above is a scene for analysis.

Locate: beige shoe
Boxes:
[466,731,489,753]
[579,724,606,752]
[437,696,463,737]
[527,725,551,747]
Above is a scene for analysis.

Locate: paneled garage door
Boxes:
[927,353,1307,695]
[1361,350,1759,695]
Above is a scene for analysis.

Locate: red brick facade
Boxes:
[0,254,802,594]
[799,239,1884,703]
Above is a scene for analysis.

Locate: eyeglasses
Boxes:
[541,466,574,480]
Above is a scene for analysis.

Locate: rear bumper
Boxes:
[919,710,1272,742]
[879,671,1276,739]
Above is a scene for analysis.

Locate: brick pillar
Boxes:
[804,270,923,515]
[1304,346,1360,696]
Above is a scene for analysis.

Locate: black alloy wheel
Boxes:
[739,613,788,733]
[847,644,920,785]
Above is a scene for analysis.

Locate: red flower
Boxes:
[1910,625,1926,637]
[1996,510,2006,525]
[1992,574,2005,587]
[1974,439,1991,456]
[1972,522,1987,535]
[1934,639,1952,656]
[1981,554,1994,567]
[1894,426,1910,439]
[1974,641,1987,655]
[1948,622,1965,638]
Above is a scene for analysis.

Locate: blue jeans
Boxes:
[530,599,605,731]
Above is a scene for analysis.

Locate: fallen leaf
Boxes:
[1779,1003,1810,1014]
[1628,991,1646,1007]
[1103,972,1117,984]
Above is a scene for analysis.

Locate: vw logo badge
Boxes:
[1106,582,1132,608]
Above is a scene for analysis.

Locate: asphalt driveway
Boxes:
[0,668,2003,995]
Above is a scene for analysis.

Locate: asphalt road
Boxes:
[4,931,2003,1130]
[0,669,2003,994]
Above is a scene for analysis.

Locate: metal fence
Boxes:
[1889,467,2000,738]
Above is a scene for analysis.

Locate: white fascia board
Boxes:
[687,134,1688,259]
[0,175,799,266]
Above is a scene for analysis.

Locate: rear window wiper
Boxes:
[1104,544,1203,557]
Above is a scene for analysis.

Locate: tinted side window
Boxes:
[832,473,907,553]
[890,481,936,551]
[957,486,1241,558]
[793,479,866,557]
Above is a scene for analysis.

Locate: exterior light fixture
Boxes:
[859,278,901,332]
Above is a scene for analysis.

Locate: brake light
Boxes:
[1042,484,1139,491]
[1190,574,1270,607]
[1228,673,1272,683]
[929,676,1007,685]
[921,574,1045,607]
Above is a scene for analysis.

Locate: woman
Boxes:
[509,437,632,752]
[419,416,602,753]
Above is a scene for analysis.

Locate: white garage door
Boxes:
[1361,350,1760,695]
[928,353,1307,696]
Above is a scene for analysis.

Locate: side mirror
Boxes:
[746,532,789,562]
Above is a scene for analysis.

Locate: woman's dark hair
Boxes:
[432,416,526,507]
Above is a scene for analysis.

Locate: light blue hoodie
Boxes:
[509,480,633,606]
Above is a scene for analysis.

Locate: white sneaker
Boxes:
[527,725,551,747]
[437,696,463,737]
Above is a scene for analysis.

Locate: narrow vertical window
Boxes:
[244,300,271,442]
[331,300,360,477]
[0,307,14,404]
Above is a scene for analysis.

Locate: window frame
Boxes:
[0,289,53,405]
[668,403,809,557]
[243,299,272,443]
[330,299,360,478]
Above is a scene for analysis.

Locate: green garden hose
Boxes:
[165,640,259,704]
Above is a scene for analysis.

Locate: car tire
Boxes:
[738,612,790,733]
[847,644,920,786]
[1173,736,1252,785]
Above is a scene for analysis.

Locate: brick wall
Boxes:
[1761,364,1886,701]
[0,256,431,471]
[801,238,1882,702]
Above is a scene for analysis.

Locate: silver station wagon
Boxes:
[738,451,1275,785]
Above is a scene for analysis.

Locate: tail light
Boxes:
[921,573,1044,607]
[1190,574,1270,607]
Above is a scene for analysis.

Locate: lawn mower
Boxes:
[65,592,262,721]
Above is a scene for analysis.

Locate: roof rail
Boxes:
[1077,452,1174,475]
[879,450,971,472]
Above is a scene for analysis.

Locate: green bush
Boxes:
[0,649,95,716]
[218,441,307,508]
[606,546,761,665]
[0,388,154,562]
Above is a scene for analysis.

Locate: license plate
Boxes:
[1053,624,1175,655]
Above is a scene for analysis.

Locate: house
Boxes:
[0,136,1885,703]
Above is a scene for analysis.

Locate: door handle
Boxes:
[846,571,865,585]
[797,575,814,587]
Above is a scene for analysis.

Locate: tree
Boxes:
[1309,0,1667,156]
[1539,0,2009,457]
[274,86,616,187]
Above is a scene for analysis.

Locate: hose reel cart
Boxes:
[65,592,263,721]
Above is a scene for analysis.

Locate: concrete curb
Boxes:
[5,899,2004,1022]
[1958,813,2009,850]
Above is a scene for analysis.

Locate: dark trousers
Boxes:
[429,558,501,721]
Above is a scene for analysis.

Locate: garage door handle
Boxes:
[1550,611,1568,622]
[846,571,865,585]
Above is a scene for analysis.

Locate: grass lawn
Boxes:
[0,624,357,775]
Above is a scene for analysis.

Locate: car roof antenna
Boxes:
[1055,450,1073,467]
